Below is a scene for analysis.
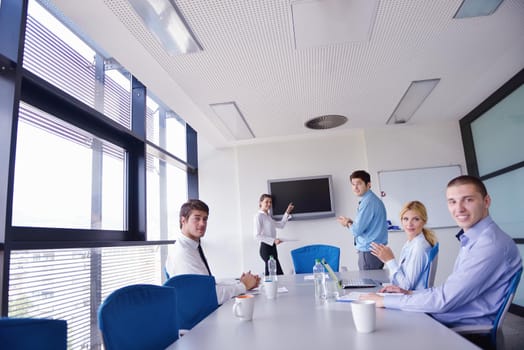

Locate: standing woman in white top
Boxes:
[370,201,438,290]
[254,194,294,276]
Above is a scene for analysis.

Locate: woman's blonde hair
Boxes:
[399,201,438,247]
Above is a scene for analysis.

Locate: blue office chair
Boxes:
[98,284,179,350]
[291,244,340,274]
[163,274,219,331]
[424,242,439,288]
[0,317,67,350]
[451,267,522,347]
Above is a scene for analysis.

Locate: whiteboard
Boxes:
[378,165,462,229]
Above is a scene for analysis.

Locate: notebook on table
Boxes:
[320,259,378,289]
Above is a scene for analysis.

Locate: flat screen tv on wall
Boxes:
[267,175,335,220]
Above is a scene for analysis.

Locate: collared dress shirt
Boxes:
[165,233,246,305]
[350,190,388,251]
[254,210,291,245]
[385,233,432,290]
[384,216,522,326]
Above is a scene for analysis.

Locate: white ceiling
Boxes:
[51,0,524,147]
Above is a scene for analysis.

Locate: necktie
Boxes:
[198,244,212,276]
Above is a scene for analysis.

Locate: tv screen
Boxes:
[268,175,335,220]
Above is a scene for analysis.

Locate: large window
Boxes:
[145,96,189,241]
[8,246,163,349]
[12,102,125,230]
[1,1,198,349]
[460,68,524,312]
[23,1,132,129]
[146,95,187,162]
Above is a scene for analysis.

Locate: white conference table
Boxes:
[166,270,480,350]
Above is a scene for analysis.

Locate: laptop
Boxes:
[320,259,378,289]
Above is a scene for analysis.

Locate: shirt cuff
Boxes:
[236,282,247,295]
[385,259,399,273]
[383,294,403,309]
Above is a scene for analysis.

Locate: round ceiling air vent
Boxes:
[304,115,348,130]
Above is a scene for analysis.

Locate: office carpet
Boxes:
[461,312,524,350]
[500,312,524,350]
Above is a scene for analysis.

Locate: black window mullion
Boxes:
[1,0,28,317]
[187,124,198,199]
[0,0,28,63]
[129,77,146,239]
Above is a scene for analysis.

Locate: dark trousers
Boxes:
[358,251,384,270]
[260,242,284,275]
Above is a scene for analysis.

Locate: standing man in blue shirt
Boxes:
[362,175,522,328]
[337,170,388,270]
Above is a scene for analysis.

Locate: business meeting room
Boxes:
[1,0,523,349]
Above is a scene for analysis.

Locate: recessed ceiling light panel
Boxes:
[210,102,255,140]
[454,0,504,19]
[387,79,440,125]
[128,0,202,55]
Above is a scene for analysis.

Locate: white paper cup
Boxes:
[263,280,278,299]
[232,294,255,321]
[351,300,376,333]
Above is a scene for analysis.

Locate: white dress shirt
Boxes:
[254,210,291,245]
[165,233,246,304]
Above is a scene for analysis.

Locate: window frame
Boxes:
[459,67,524,316]
[1,0,198,320]
[460,66,524,246]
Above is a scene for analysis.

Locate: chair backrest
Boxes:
[163,274,219,330]
[424,242,439,288]
[98,284,179,350]
[493,268,522,337]
[291,244,340,274]
[0,317,67,350]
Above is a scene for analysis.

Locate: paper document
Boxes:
[336,291,403,302]
[278,286,288,293]
[304,274,331,281]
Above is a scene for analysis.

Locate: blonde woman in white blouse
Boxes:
[370,201,437,290]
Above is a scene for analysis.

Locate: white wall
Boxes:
[198,121,466,286]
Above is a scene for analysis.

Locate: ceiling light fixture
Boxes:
[128,0,202,55]
[387,79,440,125]
[305,115,348,130]
[210,102,255,140]
[454,0,504,18]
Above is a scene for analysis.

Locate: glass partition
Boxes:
[471,84,524,176]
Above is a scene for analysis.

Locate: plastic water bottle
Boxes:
[268,255,278,281]
[313,259,326,301]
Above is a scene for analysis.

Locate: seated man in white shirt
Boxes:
[165,199,260,304]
